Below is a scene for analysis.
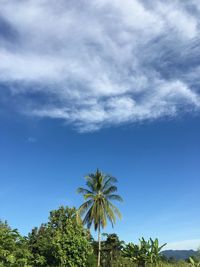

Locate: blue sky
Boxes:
[1,113,200,249]
[0,0,200,249]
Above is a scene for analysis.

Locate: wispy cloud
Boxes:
[165,239,200,250]
[0,0,200,131]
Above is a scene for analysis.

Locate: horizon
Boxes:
[0,0,200,252]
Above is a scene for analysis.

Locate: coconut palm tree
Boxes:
[77,169,123,267]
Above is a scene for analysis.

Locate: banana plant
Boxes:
[122,238,166,267]
[149,238,167,266]
[122,239,150,267]
[138,238,151,267]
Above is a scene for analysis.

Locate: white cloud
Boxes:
[0,0,200,131]
[156,2,198,39]
[165,239,200,250]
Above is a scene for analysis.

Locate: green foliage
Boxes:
[189,257,200,266]
[159,263,192,267]
[0,220,32,267]
[28,206,92,267]
[77,169,123,230]
[86,253,97,267]
[0,216,198,267]
[101,233,124,266]
[188,249,200,266]
[122,238,166,267]
[149,238,167,265]
[77,169,123,266]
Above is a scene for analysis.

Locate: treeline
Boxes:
[0,206,199,267]
[0,207,92,267]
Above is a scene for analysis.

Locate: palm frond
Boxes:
[102,176,117,191]
[84,193,95,200]
[86,179,96,192]
[105,202,116,227]
[77,199,93,217]
[77,187,93,195]
[108,201,122,219]
[103,185,117,195]
[107,194,123,202]
[82,207,93,229]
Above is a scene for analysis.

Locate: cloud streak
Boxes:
[165,239,200,250]
[0,0,200,131]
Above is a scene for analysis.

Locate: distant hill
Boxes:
[161,250,197,260]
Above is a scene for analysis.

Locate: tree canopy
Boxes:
[28,206,92,267]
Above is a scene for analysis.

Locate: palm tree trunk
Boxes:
[97,226,101,267]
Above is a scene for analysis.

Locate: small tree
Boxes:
[101,233,124,267]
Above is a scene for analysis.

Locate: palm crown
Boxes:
[77,169,123,231]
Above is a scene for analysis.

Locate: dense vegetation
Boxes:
[1,208,199,267]
[0,207,92,267]
[1,170,199,266]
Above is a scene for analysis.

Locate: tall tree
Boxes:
[77,169,123,267]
